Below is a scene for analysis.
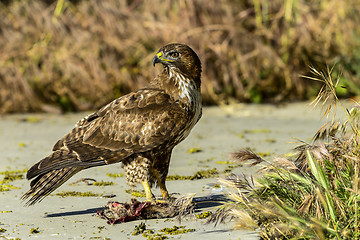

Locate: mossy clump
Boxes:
[215,161,232,164]
[22,116,41,123]
[132,222,147,235]
[187,148,202,154]
[97,226,105,233]
[139,225,195,239]
[125,189,146,198]
[0,169,26,183]
[166,174,189,181]
[243,129,271,134]
[2,173,23,182]
[223,165,235,173]
[143,233,167,240]
[0,169,27,175]
[106,173,124,178]
[55,191,101,197]
[93,181,114,186]
[0,170,25,192]
[159,225,195,235]
[0,184,19,192]
[256,151,271,157]
[30,227,40,234]
[166,168,218,181]
[196,211,212,219]
[191,168,218,179]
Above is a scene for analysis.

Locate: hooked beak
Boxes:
[153,52,162,67]
[152,51,175,67]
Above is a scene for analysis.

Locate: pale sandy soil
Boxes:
[0,102,345,239]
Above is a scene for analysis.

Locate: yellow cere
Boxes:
[158,51,174,62]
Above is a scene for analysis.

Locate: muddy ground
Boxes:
[0,102,345,239]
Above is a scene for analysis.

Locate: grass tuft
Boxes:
[209,66,360,239]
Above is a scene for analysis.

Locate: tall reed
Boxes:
[1,0,359,112]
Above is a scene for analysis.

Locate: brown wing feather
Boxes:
[79,89,188,162]
[54,89,187,153]
[22,167,81,206]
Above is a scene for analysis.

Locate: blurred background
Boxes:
[1,0,359,113]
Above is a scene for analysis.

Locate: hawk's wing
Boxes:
[27,88,188,180]
[55,88,188,163]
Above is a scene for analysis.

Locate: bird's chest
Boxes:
[176,90,202,143]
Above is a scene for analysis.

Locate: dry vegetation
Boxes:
[1,0,359,113]
[211,68,360,239]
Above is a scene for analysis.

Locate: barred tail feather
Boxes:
[21,167,81,206]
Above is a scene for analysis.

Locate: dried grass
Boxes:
[210,67,360,239]
[1,0,360,112]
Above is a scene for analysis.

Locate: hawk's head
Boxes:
[153,43,202,81]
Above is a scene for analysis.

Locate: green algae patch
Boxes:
[187,147,202,154]
[196,211,212,219]
[223,165,235,173]
[265,138,276,143]
[55,191,102,197]
[256,150,271,157]
[30,227,40,234]
[237,133,244,138]
[190,168,218,179]
[106,173,124,178]
[125,189,146,197]
[132,222,147,235]
[22,116,41,123]
[132,223,194,239]
[243,129,271,134]
[143,234,167,240]
[0,184,19,191]
[2,173,23,182]
[215,161,232,164]
[93,181,114,186]
[132,222,161,239]
[166,174,189,180]
[0,169,26,182]
[0,169,26,192]
[97,226,105,233]
[159,225,195,235]
[166,168,218,181]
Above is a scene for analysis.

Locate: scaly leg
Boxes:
[142,180,155,201]
[158,180,170,199]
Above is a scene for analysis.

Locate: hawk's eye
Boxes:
[170,52,179,58]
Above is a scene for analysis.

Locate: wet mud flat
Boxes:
[0,102,343,239]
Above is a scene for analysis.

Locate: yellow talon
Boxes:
[159,182,170,199]
[142,180,155,201]
[142,179,171,202]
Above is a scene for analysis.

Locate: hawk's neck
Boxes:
[154,68,201,108]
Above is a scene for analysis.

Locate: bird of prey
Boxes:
[21,43,202,206]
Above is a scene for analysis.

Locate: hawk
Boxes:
[22,43,202,206]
